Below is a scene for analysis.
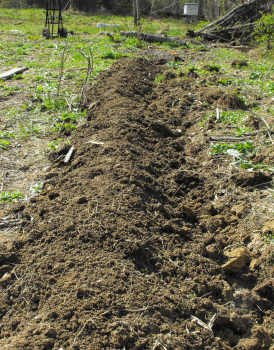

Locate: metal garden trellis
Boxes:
[43,0,70,39]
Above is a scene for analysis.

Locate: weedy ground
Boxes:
[0,8,273,200]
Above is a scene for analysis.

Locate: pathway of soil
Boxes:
[0,58,273,350]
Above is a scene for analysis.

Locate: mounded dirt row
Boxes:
[0,58,272,350]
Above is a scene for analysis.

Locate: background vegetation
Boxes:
[0,0,252,19]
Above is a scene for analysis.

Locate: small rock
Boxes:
[205,243,219,259]
[41,340,54,350]
[0,265,11,276]
[262,221,274,234]
[45,328,57,339]
[48,192,59,200]
[249,258,259,271]
[227,215,238,223]
[222,247,250,272]
[44,172,58,180]
[0,272,12,283]
[76,287,92,298]
[253,279,273,300]
[231,204,247,218]
[237,326,272,350]
[76,196,88,204]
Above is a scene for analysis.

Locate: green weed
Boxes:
[18,123,43,137]
[217,110,248,124]
[235,126,253,136]
[0,191,24,202]
[0,139,11,149]
[218,78,233,86]
[239,162,273,171]
[211,141,255,155]
[155,73,165,84]
[54,122,76,133]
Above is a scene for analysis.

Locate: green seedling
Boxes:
[0,139,11,150]
[0,191,24,202]
[218,78,233,86]
[235,126,253,136]
[187,65,198,73]
[32,183,43,193]
[18,122,43,137]
[54,122,76,133]
[0,131,15,138]
[249,72,264,80]
[42,97,67,112]
[218,110,248,124]
[47,140,60,151]
[205,110,248,125]
[155,73,165,84]
[211,141,255,155]
[239,162,274,171]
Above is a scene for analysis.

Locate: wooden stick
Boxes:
[209,136,251,142]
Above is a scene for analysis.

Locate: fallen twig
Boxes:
[191,313,216,332]
[259,116,273,144]
[209,136,252,142]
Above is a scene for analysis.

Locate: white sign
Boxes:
[184,3,199,16]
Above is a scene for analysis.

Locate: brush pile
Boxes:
[188,0,271,43]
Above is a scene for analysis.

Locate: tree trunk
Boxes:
[133,0,140,26]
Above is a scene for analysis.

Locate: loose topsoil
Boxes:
[0,58,273,350]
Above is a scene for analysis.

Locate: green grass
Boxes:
[0,7,273,184]
[0,8,196,151]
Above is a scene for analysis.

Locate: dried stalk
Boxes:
[57,40,69,97]
[79,48,94,106]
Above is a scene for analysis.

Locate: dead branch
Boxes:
[120,31,187,46]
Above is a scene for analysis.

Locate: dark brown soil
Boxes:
[0,58,273,350]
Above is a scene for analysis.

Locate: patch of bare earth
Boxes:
[0,57,273,350]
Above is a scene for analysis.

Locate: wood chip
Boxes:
[64,146,75,164]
